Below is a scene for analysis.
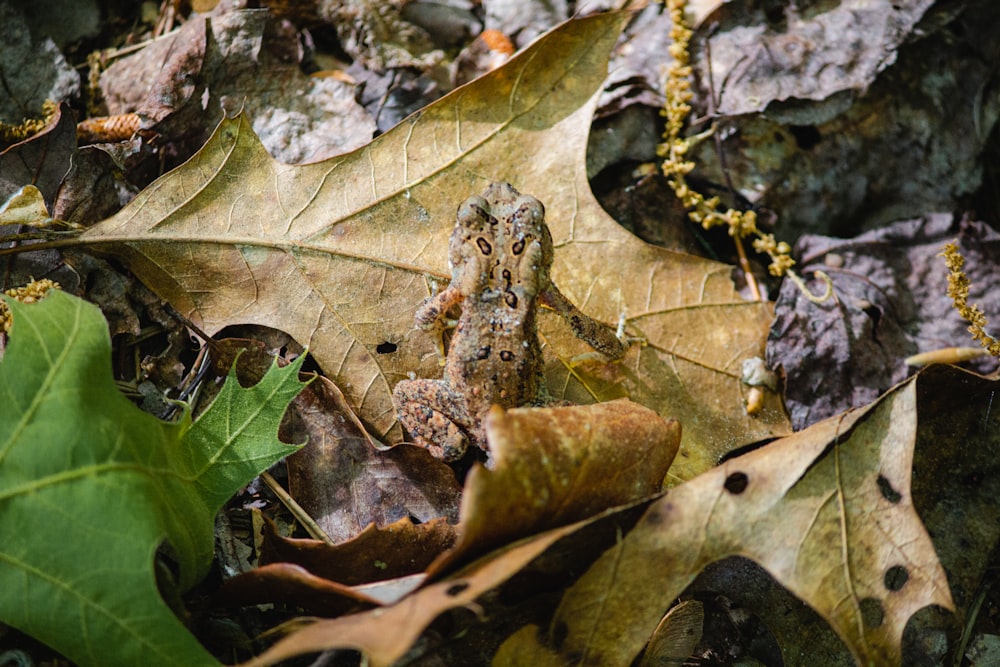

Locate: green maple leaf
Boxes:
[0,290,306,666]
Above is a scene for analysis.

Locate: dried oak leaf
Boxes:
[768,214,1000,429]
[81,10,786,482]
[686,0,999,237]
[495,368,963,666]
[99,8,375,166]
[217,562,382,617]
[238,501,652,667]
[430,399,680,572]
[0,102,76,209]
[230,400,674,635]
[217,517,456,614]
[282,372,461,542]
[260,516,456,587]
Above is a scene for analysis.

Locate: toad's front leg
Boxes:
[539,284,628,361]
[413,284,464,364]
[392,378,474,461]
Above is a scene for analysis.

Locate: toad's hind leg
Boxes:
[392,379,473,461]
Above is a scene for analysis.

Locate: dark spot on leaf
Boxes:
[884,565,908,591]
[876,474,901,503]
[476,237,492,255]
[504,291,518,308]
[789,124,821,150]
[500,350,514,362]
[477,346,491,360]
[375,341,397,354]
[446,582,469,597]
[724,472,749,494]
[512,238,525,255]
[644,502,671,525]
[859,598,884,628]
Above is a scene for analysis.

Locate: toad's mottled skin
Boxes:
[392,182,626,461]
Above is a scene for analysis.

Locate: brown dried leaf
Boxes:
[283,373,461,542]
[238,518,591,667]
[218,517,456,613]
[99,9,375,165]
[685,1,999,238]
[0,103,75,209]
[768,215,1000,429]
[431,399,679,572]
[698,0,936,116]
[639,600,704,667]
[496,369,959,665]
[216,562,380,616]
[260,517,457,587]
[81,10,786,482]
[231,397,675,663]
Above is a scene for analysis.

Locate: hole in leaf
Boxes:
[376,341,397,354]
[859,597,884,628]
[877,474,902,503]
[789,124,822,150]
[724,472,749,494]
[446,582,469,597]
[884,565,909,591]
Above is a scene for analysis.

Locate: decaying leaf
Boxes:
[496,368,962,665]
[639,600,704,667]
[283,373,461,542]
[768,214,1000,429]
[231,398,675,664]
[238,496,656,667]
[698,0,937,116]
[431,399,679,571]
[218,517,456,613]
[0,101,132,231]
[238,518,587,667]
[0,4,80,126]
[80,10,786,482]
[99,9,375,165]
[217,561,382,617]
[0,103,75,210]
[260,516,457,588]
[686,1,1000,237]
[0,185,50,227]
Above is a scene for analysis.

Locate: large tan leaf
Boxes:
[80,11,787,479]
[496,368,959,665]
